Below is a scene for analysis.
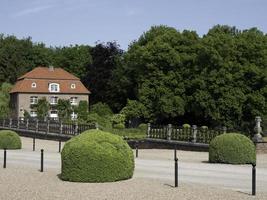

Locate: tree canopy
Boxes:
[1,24,267,130]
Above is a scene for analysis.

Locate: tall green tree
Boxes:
[0,82,13,118]
[57,99,72,120]
[36,98,49,120]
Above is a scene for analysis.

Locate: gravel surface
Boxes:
[0,137,266,200]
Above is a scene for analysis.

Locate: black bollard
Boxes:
[252,164,256,196]
[174,148,178,187]
[3,148,6,168]
[135,143,139,158]
[58,140,61,153]
[33,137,36,151]
[40,149,44,172]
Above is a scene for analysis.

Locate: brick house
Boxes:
[10,66,90,120]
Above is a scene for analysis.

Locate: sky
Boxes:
[0,0,266,50]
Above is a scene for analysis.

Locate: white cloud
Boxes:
[12,4,54,18]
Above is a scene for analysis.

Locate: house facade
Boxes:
[10,66,90,120]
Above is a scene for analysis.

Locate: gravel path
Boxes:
[0,137,266,200]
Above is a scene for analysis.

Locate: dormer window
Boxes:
[31,82,36,88]
[71,83,76,89]
[49,83,60,92]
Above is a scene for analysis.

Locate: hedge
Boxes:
[209,133,256,164]
[0,130,22,149]
[61,130,134,182]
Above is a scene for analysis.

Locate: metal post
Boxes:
[135,142,139,158]
[174,147,178,187]
[147,123,151,138]
[33,137,35,151]
[252,164,256,196]
[3,148,6,168]
[40,149,44,172]
[58,140,61,153]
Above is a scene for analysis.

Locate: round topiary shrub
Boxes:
[182,124,191,128]
[209,133,256,164]
[61,130,134,182]
[0,130,22,149]
[138,123,147,131]
[113,123,125,129]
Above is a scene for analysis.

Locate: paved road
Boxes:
[0,138,267,194]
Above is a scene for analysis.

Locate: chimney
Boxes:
[49,65,54,71]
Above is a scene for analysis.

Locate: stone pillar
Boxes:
[192,125,197,143]
[253,116,263,142]
[95,122,99,130]
[167,124,172,140]
[147,123,151,138]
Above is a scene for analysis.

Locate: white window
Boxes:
[50,110,58,119]
[49,96,58,105]
[30,96,38,105]
[30,110,37,117]
[49,83,60,92]
[71,112,77,120]
[70,97,78,105]
[71,83,76,89]
[31,82,36,88]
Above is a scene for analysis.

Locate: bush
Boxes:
[113,123,125,129]
[182,124,191,128]
[61,130,134,182]
[0,130,22,149]
[209,133,256,164]
[138,123,147,131]
[111,114,126,128]
[90,102,113,117]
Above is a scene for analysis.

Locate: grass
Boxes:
[103,128,146,140]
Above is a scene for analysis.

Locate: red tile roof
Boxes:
[10,67,90,94]
[18,66,79,80]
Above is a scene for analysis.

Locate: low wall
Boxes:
[127,138,209,152]
[256,142,267,154]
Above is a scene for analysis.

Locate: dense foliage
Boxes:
[0,83,12,118]
[0,130,22,149]
[1,24,267,130]
[61,130,134,182]
[209,133,256,164]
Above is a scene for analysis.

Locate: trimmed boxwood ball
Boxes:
[0,130,22,149]
[61,130,134,182]
[209,133,256,164]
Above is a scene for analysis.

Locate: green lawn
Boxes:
[103,128,146,140]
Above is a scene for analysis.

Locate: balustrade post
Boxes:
[253,116,263,142]
[75,121,78,135]
[147,123,151,138]
[95,122,99,130]
[17,118,20,129]
[9,118,12,128]
[222,126,227,134]
[26,119,29,130]
[192,125,197,143]
[36,119,39,132]
[2,119,5,127]
[47,120,50,134]
[167,124,172,140]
